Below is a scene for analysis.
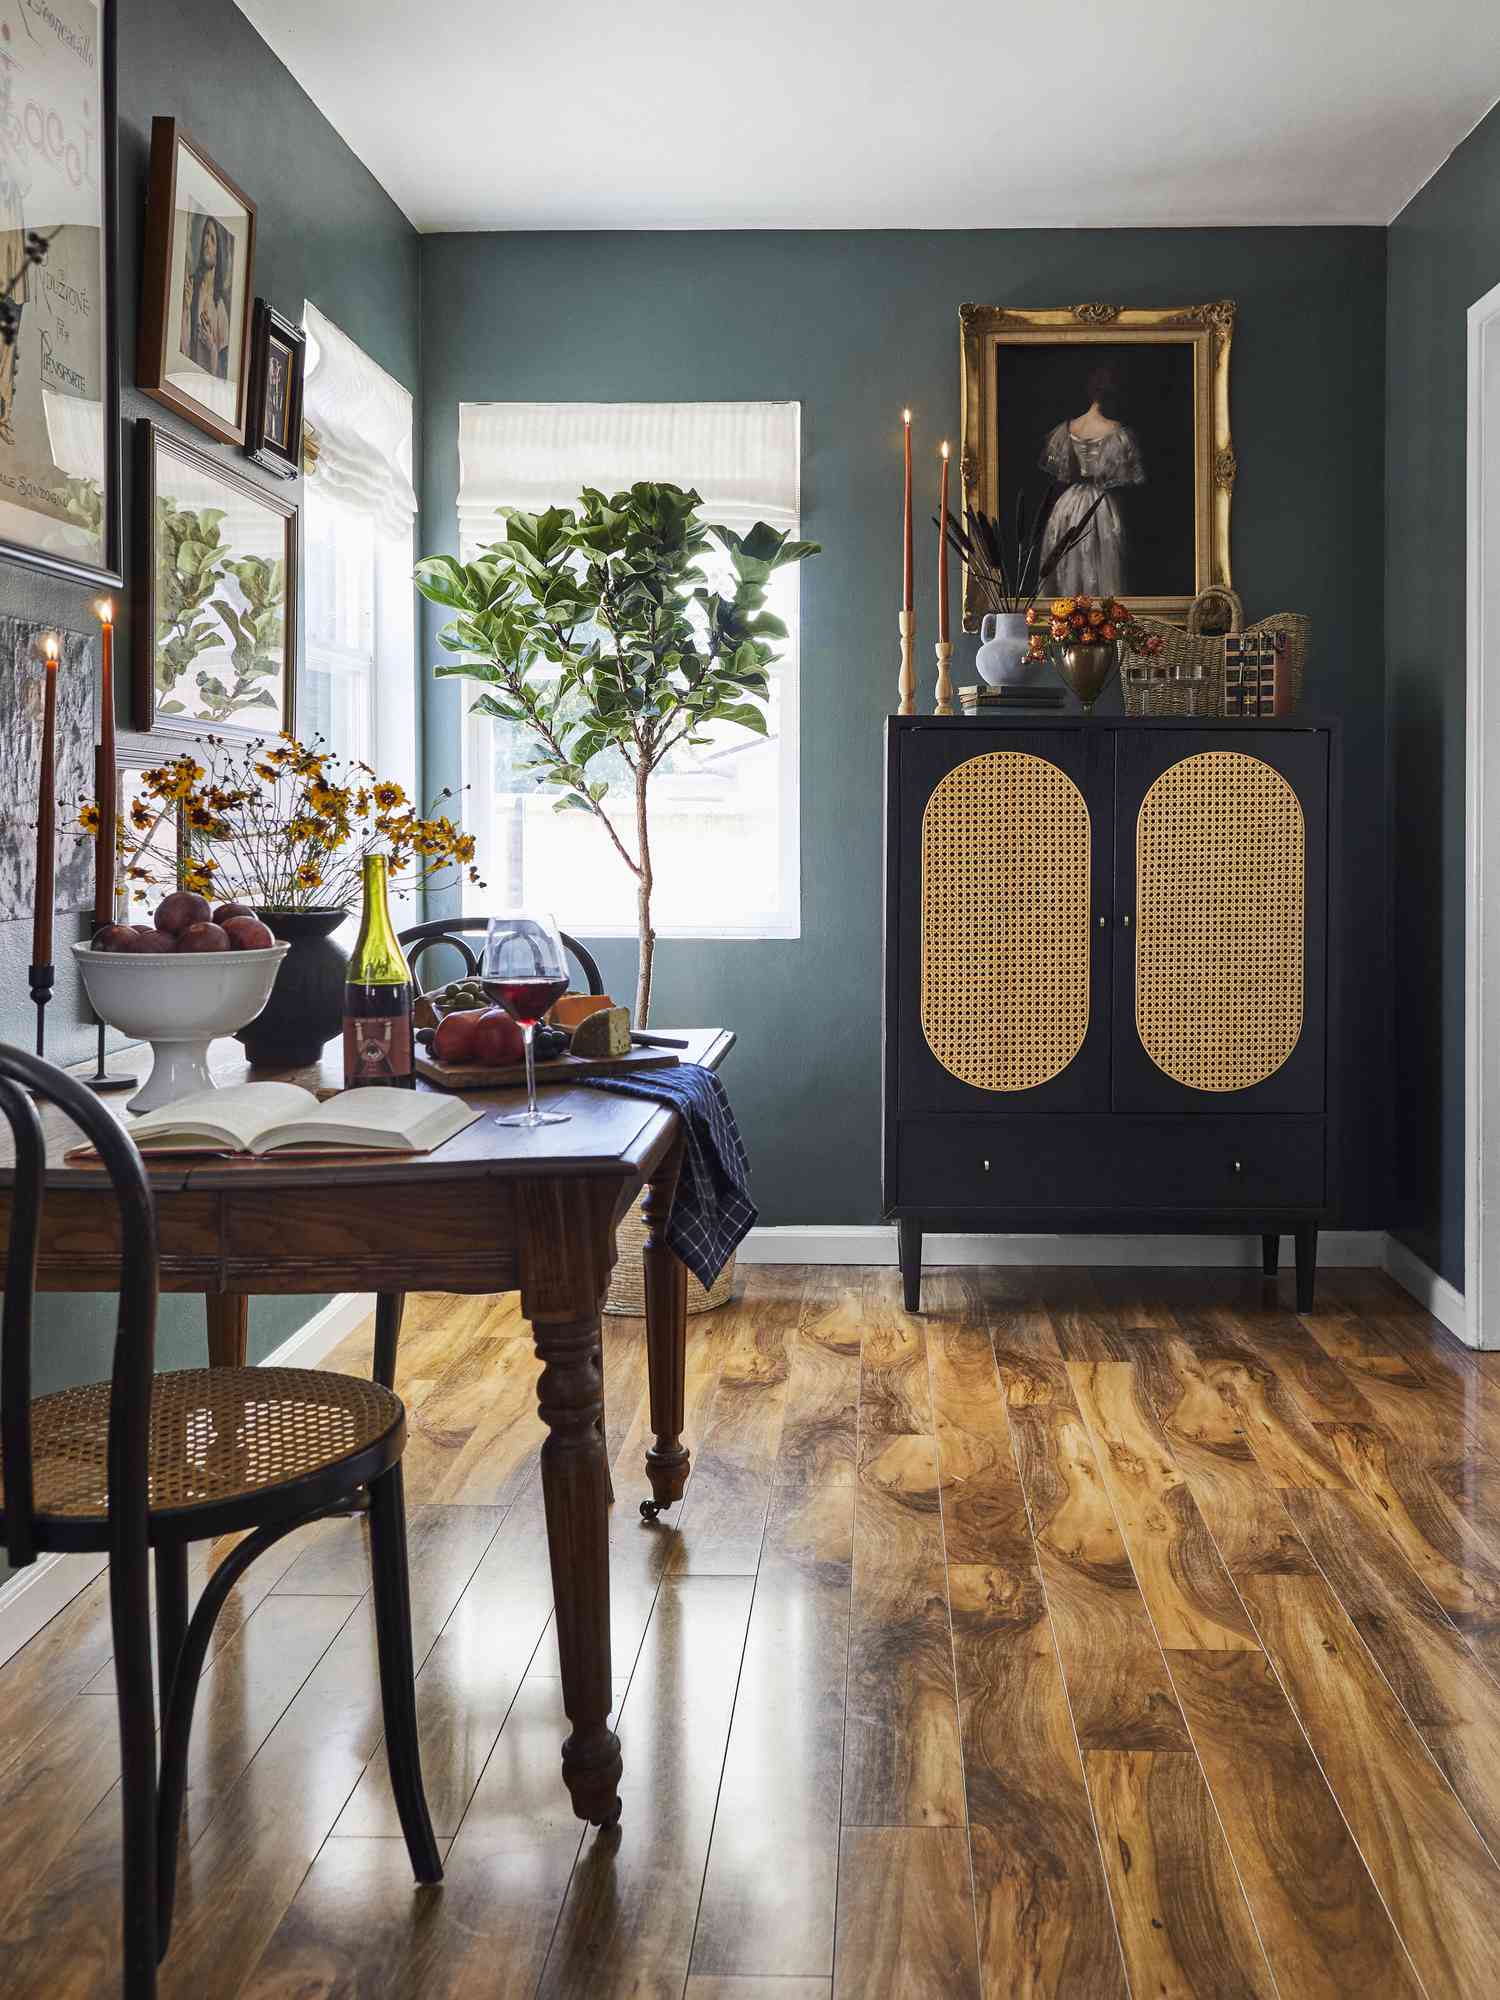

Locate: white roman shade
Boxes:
[457,400,800,552]
[302,300,417,538]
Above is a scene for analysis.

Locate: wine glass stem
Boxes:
[523,1021,538,1122]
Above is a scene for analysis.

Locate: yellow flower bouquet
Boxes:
[81,732,483,914]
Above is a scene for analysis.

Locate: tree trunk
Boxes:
[634,767,654,1026]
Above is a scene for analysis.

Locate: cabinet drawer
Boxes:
[896,1115,1324,1211]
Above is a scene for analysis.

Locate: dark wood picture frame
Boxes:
[244,300,306,479]
[133,420,297,740]
[138,118,258,448]
[0,0,122,588]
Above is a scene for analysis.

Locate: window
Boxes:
[457,401,802,938]
[300,302,417,794]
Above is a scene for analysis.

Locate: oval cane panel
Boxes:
[921,751,1091,1091]
[1136,751,1304,1091]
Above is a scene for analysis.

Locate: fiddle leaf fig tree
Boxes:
[416,482,818,1023]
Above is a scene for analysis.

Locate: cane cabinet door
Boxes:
[1112,728,1328,1115]
[897,725,1114,1114]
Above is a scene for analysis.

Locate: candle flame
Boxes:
[902,408,911,426]
[44,635,58,663]
[97,597,113,626]
[941,440,950,459]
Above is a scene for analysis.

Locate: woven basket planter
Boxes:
[604,1190,736,1316]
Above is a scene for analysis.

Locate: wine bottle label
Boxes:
[343,994,414,1089]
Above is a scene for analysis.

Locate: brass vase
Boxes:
[1048,638,1125,715]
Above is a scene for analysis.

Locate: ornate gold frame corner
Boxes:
[957,301,1235,630]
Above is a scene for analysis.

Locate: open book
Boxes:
[77,1082,484,1159]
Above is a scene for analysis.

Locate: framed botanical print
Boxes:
[107,736,188,916]
[133,420,297,740]
[244,300,305,479]
[0,0,121,585]
[958,301,1236,627]
[138,119,257,446]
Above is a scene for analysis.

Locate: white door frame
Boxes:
[1466,278,1500,1348]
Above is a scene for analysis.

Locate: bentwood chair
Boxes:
[0,1045,442,1999]
[364,918,606,1385]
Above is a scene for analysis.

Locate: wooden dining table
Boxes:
[0,1025,734,1831]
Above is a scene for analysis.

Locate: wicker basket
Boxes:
[1123,588,1309,718]
[604,1190,736,1315]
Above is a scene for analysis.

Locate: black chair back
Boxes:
[0,1046,158,1572]
[397,918,603,998]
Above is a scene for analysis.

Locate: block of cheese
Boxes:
[548,992,615,1030]
[569,1005,631,1058]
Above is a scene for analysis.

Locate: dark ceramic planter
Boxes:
[235,907,349,1068]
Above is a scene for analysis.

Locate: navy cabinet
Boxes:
[883,715,1336,1310]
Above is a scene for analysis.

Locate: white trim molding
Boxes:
[0,1294,374,1668]
[1383,1234,1470,1344]
[738,1226,1388,1267]
[1468,275,1500,1354]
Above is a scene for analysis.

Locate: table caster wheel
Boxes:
[640,1498,662,1521]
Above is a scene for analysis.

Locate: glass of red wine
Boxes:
[483,909,572,1128]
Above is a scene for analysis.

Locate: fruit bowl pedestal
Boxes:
[73,942,291,1113]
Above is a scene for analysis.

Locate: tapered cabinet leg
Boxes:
[372,1293,405,1390]
[204,1294,249,1369]
[642,1137,690,1516]
[1261,1233,1281,1277]
[898,1217,923,1313]
[531,1309,622,1827]
[368,1464,443,1883]
[1294,1224,1319,1313]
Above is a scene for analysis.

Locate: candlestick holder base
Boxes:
[934,640,954,716]
[27,961,53,1060]
[84,1015,138,1095]
[897,609,916,716]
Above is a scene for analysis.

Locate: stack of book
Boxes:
[959,682,1065,715]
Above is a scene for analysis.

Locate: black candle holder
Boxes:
[27,960,53,1058]
[84,1013,138,1095]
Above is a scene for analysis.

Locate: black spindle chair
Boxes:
[0,1045,441,2000]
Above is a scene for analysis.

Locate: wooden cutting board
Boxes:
[415,1044,680,1091]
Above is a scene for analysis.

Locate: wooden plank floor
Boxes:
[7,1266,1500,1995]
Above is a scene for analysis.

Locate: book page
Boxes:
[128,1082,319,1153]
[251,1088,481,1155]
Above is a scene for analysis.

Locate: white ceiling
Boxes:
[236,0,1500,232]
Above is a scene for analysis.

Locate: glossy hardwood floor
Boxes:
[6,1264,1500,1996]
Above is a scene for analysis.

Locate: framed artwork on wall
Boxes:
[958,301,1236,628]
[133,420,297,740]
[244,300,305,479]
[0,615,97,922]
[0,0,121,586]
[138,118,257,447]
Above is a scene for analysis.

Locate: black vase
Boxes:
[235,907,349,1068]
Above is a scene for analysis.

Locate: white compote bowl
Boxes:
[73,941,291,1113]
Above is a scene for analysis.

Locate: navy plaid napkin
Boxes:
[574,1063,756,1288]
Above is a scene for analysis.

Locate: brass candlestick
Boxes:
[934,641,954,715]
[897,609,915,715]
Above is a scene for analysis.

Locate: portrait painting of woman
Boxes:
[140,120,257,446]
[179,211,234,381]
[959,304,1235,624]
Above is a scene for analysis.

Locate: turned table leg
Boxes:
[641,1137,690,1519]
[205,1295,249,1369]
[531,1308,621,1828]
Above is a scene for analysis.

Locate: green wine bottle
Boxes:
[343,853,415,1088]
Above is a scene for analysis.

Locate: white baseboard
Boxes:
[739,1225,1388,1268]
[1382,1234,1472,1345]
[0,1292,374,1668]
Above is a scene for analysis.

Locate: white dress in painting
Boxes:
[1037,423,1145,598]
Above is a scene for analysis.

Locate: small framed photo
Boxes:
[245,301,306,479]
[109,738,188,917]
[133,420,297,740]
[138,118,257,447]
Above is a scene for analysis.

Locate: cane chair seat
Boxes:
[0,1367,404,1543]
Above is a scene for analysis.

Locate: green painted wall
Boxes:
[419,227,1389,1229]
[0,0,417,1511]
[1386,103,1500,1289]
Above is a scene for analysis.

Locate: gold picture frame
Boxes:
[958,301,1235,629]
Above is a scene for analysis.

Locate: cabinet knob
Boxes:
[1122,912,1132,928]
[1097,915,1107,929]
[1233,1159,1243,1175]
[982,1158,990,1172]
